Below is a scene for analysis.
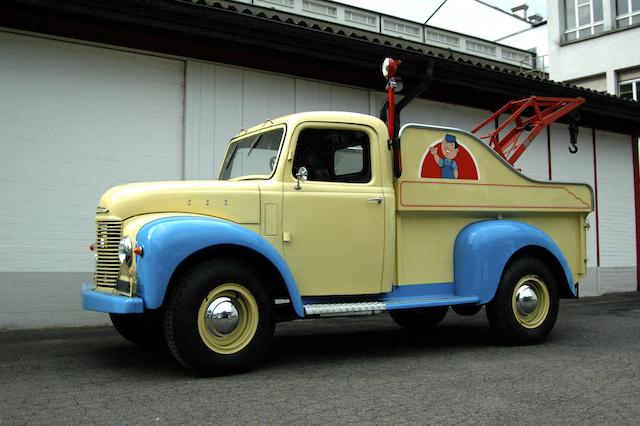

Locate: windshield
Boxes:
[219,128,284,180]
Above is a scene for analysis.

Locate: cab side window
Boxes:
[292,128,371,183]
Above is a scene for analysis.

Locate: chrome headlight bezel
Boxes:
[118,236,133,265]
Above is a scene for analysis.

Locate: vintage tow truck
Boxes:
[82,59,593,375]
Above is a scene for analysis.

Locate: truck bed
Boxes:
[394,124,592,286]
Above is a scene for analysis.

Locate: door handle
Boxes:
[367,196,384,204]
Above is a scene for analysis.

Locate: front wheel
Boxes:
[486,257,559,344]
[164,258,275,375]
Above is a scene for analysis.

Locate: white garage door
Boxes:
[0,32,185,273]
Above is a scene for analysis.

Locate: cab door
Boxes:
[282,123,385,296]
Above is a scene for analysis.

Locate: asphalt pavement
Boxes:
[1,292,639,425]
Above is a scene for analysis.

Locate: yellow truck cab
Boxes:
[82,60,593,375]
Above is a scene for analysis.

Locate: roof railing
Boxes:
[217,0,538,70]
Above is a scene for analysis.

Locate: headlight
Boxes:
[118,236,132,264]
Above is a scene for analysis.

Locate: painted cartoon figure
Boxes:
[429,133,459,179]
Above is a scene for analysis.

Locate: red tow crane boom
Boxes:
[379,57,585,173]
[471,96,585,165]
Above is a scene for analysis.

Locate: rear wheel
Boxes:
[164,258,275,375]
[389,307,448,332]
[486,257,559,344]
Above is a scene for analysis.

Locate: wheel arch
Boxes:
[454,220,577,304]
[135,216,304,317]
[165,244,296,316]
[505,246,573,299]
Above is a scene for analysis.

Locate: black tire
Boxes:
[452,304,482,316]
[389,307,448,332]
[109,313,164,347]
[486,256,559,344]
[164,258,275,375]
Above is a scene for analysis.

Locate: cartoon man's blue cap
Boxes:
[445,134,457,143]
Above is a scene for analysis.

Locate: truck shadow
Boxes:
[92,338,186,377]
[89,313,505,377]
[262,314,496,369]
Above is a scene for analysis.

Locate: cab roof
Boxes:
[233,111,388,140]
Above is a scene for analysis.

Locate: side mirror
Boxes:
[294,166,308,190]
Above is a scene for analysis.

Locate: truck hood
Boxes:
[97,180,260,223]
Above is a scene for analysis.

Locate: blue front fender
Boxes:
[135,216,304,316]
[454,220,576,303]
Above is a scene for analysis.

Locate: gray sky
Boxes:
[484,0,547,15]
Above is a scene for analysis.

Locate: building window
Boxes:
[616,0,640,27]
[344,10,377,27]
[619,79,640,100]
[259,0,295,7]
[564,0,604,41]
[426,30,460,47]
[502,49,531,64]
[466,40,497,56]
[302,0,338,18]
[383,20,421,37]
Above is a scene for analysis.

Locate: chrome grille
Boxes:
[94,221,122,288]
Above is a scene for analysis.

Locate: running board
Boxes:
[303,295,480,316]
[304,302,386,316]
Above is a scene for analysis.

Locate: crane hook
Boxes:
[568,122,579,154]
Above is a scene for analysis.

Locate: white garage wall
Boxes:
[596,131,635,266]
[513,129,549,181]
[328,85,371,114]
[0,32,185,272]
[244,70,296,128]
[184,60,370,180]
[294,79,370,114]
[394,96,491,131]
[0,32,184,328]
[184,62,218,181]
[549,124,599,294]
[595,131,637,294]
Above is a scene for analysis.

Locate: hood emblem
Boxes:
[96,206,109,214]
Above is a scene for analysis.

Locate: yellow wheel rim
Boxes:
[511,275,550,329]
[197,283,259,355]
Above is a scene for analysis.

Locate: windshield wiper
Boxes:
[246,135,264,157]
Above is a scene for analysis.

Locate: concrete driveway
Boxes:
[1,292,639,425]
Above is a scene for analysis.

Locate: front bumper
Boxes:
[82,282,144,314]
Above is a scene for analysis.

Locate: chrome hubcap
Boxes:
[515,284,539,316]
[204,297,240,336]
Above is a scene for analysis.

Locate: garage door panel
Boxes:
[0,32,184,272]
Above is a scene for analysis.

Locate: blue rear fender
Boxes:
[453,220,576,303]
[135,216,304,317]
